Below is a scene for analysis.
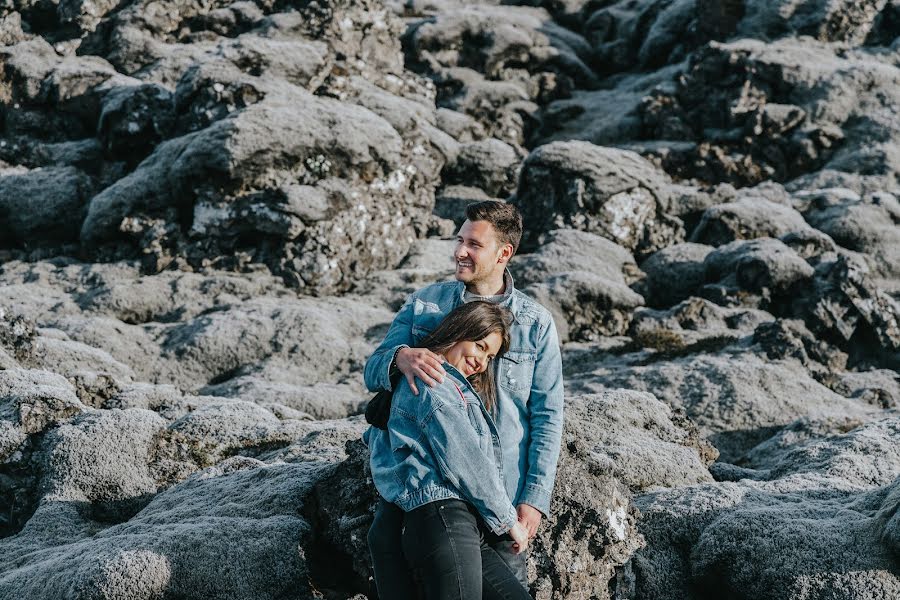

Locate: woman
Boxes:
[364,301,532,600]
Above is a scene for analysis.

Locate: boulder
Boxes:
[634,415,900,600]
[442,138,522,198]
[794,255,900,369]
[0,369,84,461]
[514,141,679,256]
[567,350,873,461]
[433,185,496,227]
[737,0,890,44]
[638,38,900,187]
[690,197,815,246]
[405,5,596,103]
[640,242,714,308]
[798,189,900,294]
[702,237,815,305]
[0,166,94,247]
[512,229,644,341]
[81,86,436,293]
[629,296,774,349]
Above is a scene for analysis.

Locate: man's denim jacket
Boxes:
[363,273,564,515]
[364,363,519,535]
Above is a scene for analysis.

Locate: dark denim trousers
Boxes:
[368,499,530,600]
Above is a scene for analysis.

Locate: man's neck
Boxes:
[466,273,506,297]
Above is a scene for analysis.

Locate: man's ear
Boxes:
[497,243,514,264]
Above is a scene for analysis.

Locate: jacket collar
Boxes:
[456,269,516,308]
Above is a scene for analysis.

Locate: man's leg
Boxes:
[481,543,532,600]
[484,530,528,588]
[402,499,483,600]
[368,499,417,600]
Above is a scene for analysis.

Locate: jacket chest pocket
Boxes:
[499,350,536,392]
[466,406,494,455]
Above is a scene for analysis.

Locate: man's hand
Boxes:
[509,521,529,554]
[395,347,446,395]
[517,504,542,539]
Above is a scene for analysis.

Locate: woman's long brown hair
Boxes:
[419,301,512,412]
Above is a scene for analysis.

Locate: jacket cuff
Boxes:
[517,483,552,517]
[385,345,408,390]
[488,505,519,536]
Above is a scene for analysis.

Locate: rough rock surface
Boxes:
[514,141,682,257]
[512,229,644,341]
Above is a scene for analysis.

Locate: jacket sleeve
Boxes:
[516,313,564,516]
[363,293,416,393]
[421,393,519,536]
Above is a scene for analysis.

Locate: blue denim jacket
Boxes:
[364,363,519,535]
[363,273,564,515]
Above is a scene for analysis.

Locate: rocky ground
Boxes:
[1,0,899,597]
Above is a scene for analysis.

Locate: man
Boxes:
[364,200,564,590]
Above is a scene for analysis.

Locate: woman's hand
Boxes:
[509,521,529,554]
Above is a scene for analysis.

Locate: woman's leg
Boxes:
[402,499,483,600]
[481,543,532,600]
[368,499,417,600]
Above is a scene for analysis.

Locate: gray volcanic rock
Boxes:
[39,408,167,516]
[581,0,892,76]
[2,0,900,594]
[830,369,900,409]
[0,261,392,410]
[567,350,873,461]
[639,38,900,187]
[514,141,681,256]
[629,296,774,349]
[562,391,717,492]
[435,107,487,142]
[0,0,452,296]
[201,376,368,420]
[535,64,682,148]
[702,237,815,305]
[512,228,640,287]
[640,242,714,308]
[433,185,496,227]
[795,255,900,369]
[512,229,644,340]
[737,0,890,44]
[524,271,645,342]
[406,5,596,91]
[442,138,522,198]
[404,4,596,145]
[633,415,900,600]
[97,83,175,162]
[0,166,94,248]
[752,318,849,378]
[690,197,815,247]
[797,188,900,294]
[0,369,84,461]
[0,459,340,599]
[81,85,436,293]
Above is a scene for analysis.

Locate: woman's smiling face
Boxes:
[443,331,503,377]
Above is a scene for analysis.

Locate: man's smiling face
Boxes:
[454,220,507,286]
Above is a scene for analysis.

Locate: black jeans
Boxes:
[368,499,530,600]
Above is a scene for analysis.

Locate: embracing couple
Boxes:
[363,201,564,599]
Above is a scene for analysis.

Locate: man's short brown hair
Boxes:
[465,201,523,256]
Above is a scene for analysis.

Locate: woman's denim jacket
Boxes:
[364,364,519,535]
[363,272,564,516]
